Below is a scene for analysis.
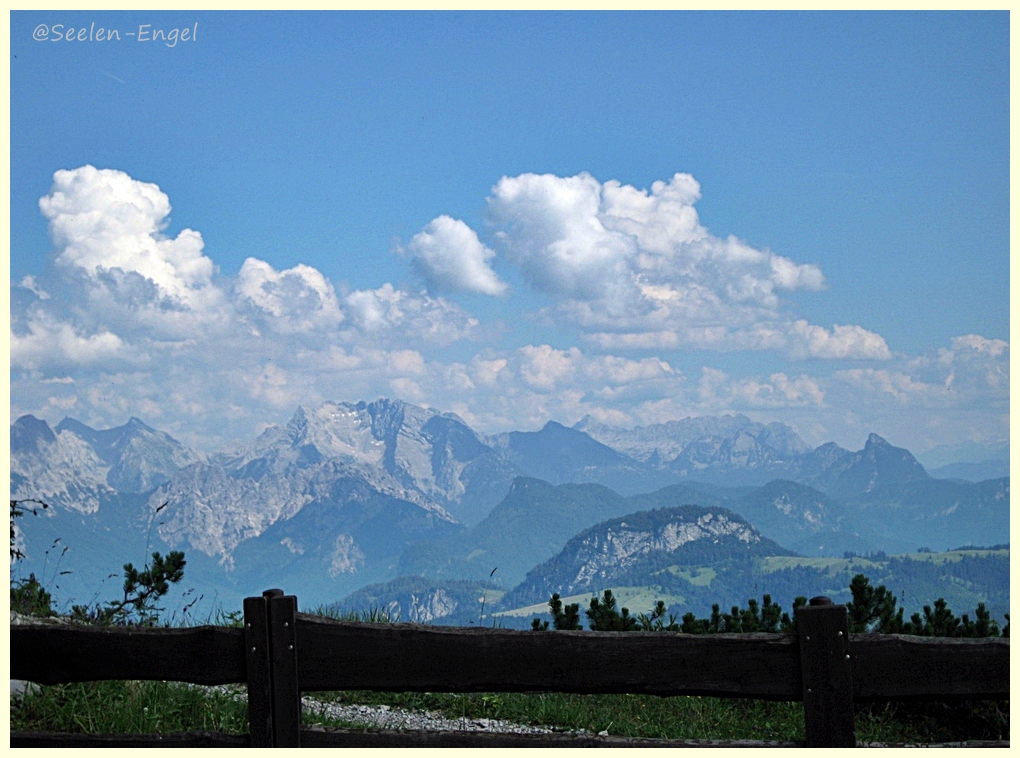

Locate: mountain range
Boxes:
[334,506,1008,630]
[10,398,1009,612]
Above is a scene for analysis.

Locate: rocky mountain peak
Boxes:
[11,415,57,452]
[10,415,112,512]
[806,432,930,498]
[865,432,889,448]
[860,433,927,475]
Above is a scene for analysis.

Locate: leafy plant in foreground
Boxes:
[10,499,58,617]
[847,573,905,633]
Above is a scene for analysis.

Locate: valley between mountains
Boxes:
[11,398,1009,627]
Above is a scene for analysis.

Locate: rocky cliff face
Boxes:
[506,504,792,606]
[13,401,1007,611]
[577,414,809,461]
[54,416,205,493]
[10,414,201,513]
[212,399,510,525]
[567,510,762,589]
[153,450,459,569]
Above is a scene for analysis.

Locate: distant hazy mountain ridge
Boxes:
[10,398,1009,610]
[574,414,812,483]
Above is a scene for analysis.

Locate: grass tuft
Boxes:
[11,680,249,735]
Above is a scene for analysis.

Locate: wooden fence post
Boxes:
[267,591,301,747]
[243,593,274,747]
[796,596,855,747]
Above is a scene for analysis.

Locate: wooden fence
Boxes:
[10,589,1010,748]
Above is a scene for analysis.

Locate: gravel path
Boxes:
[301,698,581,735]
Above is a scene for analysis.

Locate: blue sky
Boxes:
[9,11,1009,458]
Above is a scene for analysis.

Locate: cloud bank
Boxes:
[480,172,887,359]
[11,166,1004,454]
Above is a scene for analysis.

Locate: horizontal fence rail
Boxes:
[296,614,804,698]
[849,634,1009,700]
[12,619,1009,700]
[9,590,1010,748]
[11,624,247,686]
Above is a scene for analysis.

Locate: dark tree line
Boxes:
[532,574,1008,637]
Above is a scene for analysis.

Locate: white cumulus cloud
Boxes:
[237,257,344,333]
[409,215,507,296]
[40,165,217,306]
[341,283,478,346]
[11,314,124,370]
[696,367,826,409]
[11,165,1002,456]
[482,171,886,360]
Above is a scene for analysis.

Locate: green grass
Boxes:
[653,565,717,586]
[757,549,1008,573]
[10,680,249,735]
[852,700,1009,744]
[305,690,1007,744]
[11,678,1006,744]
[758,556,882,575]
[307,689,805,741]
[898,549,1008,565]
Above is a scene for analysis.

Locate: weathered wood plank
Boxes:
[292,614,1009,701]
[797,598,855,747]
[849,634,1009,700]
[10,624,247,686]
[293,614,804,698]
[297,726,804,748]
[10,730,249,747]
[11,617,1008,702]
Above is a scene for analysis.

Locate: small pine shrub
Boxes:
[11,573,55,617]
